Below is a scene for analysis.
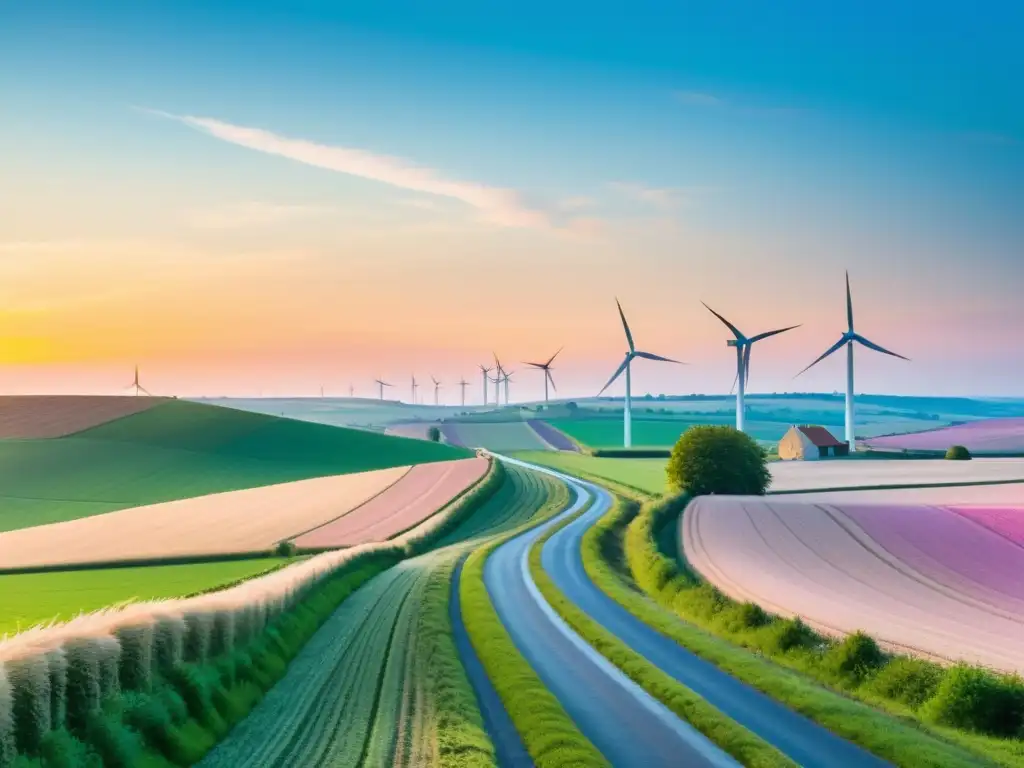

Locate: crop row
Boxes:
[0,457,504,766]
[596,490,1021,766]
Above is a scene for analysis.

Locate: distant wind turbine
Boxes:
[129,365,152,397]
[458,378,469,407]
[492,354,504,406]
[349,384,355,398]
[797,272,909,451]
[501,369,514,405]
[598,299,681,447]
[374,378,392,401]
[702,303,799,432]
[431,376,442,406]
[524,347,562,403]
[411,375,419,404]
[478,364,493,406]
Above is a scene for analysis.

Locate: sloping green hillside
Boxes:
[0,400,470,532]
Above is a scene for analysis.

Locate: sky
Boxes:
[2,1,1023,401]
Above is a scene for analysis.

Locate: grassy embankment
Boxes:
[526,500,795,767]
[0,457,497,768]
[589,490,1022,766]
[0,399,469,532]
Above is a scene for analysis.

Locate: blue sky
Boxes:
[1,2,1022,398]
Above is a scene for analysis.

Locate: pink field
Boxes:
[865,417,1024,454]
[0,466,410,568]
[684,496,1024,673]
[293,456,488,548]
[0,395,167,439]
[948,506,1024,547]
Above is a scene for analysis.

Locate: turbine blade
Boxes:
[795,337,847,377]
[545,346,564,367]
[598,355,630,396]
[524,361,546,369]
[748,324,801,343]
[743,345,752,388]
[615,298,635,352]
[729,370,738,395]
[701,302,744,340]
[634,350,683,363]
[853,333,910,361]
[846,271,854,332]
[547,370,557,392]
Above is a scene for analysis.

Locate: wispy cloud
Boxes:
[674,90,725,107]
[557,196,597,211]
[607,181,692,210]
[140,108,552,230]
[672,89,806,117]
[187,202,333,229]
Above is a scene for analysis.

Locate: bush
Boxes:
[922,664,1024,736]
[826,631,886,683]
[0,664,14,768]
[427,426,441,442]
[64,639,102,733]
[666,425,771,496]
[274,540,297,557]
[866,657,944,709]
[6,655,51,754]
[945,445,972,461]
[116,625,154,693]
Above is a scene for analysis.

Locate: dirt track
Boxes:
[684,496,1024,673]
[293,457,488,548]
[0,465,410,567]
[0,396,167,439]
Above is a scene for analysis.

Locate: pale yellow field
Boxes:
[0,465,410,568]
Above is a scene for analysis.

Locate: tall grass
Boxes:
[0,457,503,766]
[611,491,1023,766]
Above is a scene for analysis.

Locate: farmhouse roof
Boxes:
[796,425,845,448]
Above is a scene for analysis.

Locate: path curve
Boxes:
[499,455,889,768]
[482,461,740,767]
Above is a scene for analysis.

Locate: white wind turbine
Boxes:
[797,271,910,451]
[702,303,800,432]
[478,364,493,405]
[598,299,681,447]
[411,375,419,404]
[524,347,562,403]
[431,376,442,406]
[458,378,469,407]
[374,378,392,401]
[128,365,152,397]
[492,354,504,406]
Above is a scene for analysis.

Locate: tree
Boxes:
[945,444,972,461]
[666,425,771,496]
[427,426,442,442]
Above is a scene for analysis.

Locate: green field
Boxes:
[0,557,292,635]
[545,416,791,448]
[513,450,669,495]
[0,400,470,532]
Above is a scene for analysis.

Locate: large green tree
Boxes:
[666,425,771,495]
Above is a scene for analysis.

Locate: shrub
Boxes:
[922,664,1024,736]
[945,445,972,461]
[6,655,51,754]
[64,639,102,733]
[95,636,121,700]
[116,624,154,693]
[763,617,816,654]
[152,617,185,675]
[666,425,771,495]
[427,426,441,442]
[46,649,68,731]
[274,540,297,557]
[826,631,886,683]
[39,729,93,768]
[866,657,944,709]
[0,664,15,768]
[83,711,144,768]
[183,612,213,664]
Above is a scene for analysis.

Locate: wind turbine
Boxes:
[478,364,493,405]
[458,378,469,407]
[129,365,152,397]
[702,303,799,432]
[431,376,442,406]
[492,354,504,406]
[501,369,514,405]
[374,378,392,401]
[349,384,355,398]
[411,375,419,404]
[797,271,909,451]
[524,347,562,403]
[598,299,681,447]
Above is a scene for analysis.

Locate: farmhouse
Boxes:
[778,425,850,460]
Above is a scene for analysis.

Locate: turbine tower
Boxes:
[349,384,355,398]
[524,347,562,403]
[702,303,799,432]
[129,365,152,397]
[501,369,514,405]
[797,272,909,451]
[458,378,469,407]
[374,378,392,401]
[478,364,493,405]
[431,376,442,406]
[598,299,681,448]
[492,354,504,406]
[411,375,419,404]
